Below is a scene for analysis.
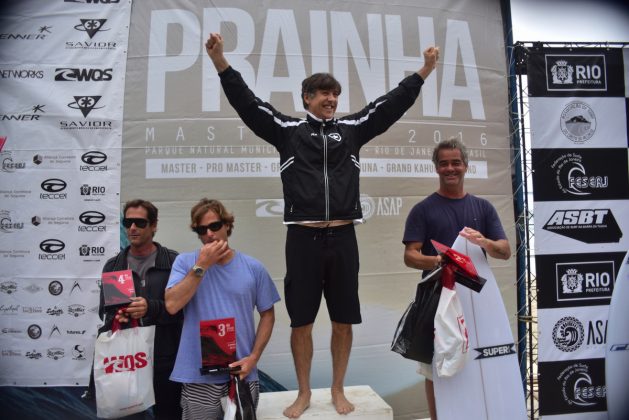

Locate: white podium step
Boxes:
[257,385,393,420]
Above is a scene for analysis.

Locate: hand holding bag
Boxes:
[221,375,257,420]
[391,269,442,363]
[94,318,156,418]
[433,265,469,377]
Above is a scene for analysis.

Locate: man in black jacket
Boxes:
[206,32,439,418]
[97,199,183,420]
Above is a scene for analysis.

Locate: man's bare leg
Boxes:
[283,324,313,418]
[425,379,437,420]
[330,321,354,415]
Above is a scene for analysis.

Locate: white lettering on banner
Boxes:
[360,158,487,178]
[146,157,487,179]
[146,158,278,178]
[147,7,485,119]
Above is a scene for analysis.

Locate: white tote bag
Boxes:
[433,280,469,378]
[94,324,156,418]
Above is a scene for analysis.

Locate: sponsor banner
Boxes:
[533,200,629,255]
[527,48,625,97]
[0,4,130,66]
[0,0,130,386]
[536,252,624,309]
[528,96,627,149]
[538,358,607,416]
[146,157,488,179]
[538,306,609,362]
[531,148,629,201]
[123,0,512,201]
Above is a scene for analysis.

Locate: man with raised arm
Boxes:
[206,32,439,418]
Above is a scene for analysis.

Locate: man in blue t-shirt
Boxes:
[165,198,280,419]
[402,138,511,420]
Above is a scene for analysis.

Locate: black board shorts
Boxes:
[284,223,362,327]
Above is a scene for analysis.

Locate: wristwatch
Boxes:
[192,265,205,277]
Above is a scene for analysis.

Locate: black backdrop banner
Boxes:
[528,46,628,418]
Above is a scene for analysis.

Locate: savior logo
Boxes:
[74,19,109,39]
[67,95,104,117]
[543,209,622,243]
[546,54,607,91]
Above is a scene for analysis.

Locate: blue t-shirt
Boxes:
[403,193,506,275]
[166,250,280,384]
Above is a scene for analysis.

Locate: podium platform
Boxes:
[257,385,393,420]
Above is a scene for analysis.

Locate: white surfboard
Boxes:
[605,250,629,420]
[433,236,527,420]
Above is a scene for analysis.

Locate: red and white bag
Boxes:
[93,320,156,418]
[434,265,469,377]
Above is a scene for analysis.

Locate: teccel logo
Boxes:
[78,211,106,232]
[40,178,67,199]
[103,352,148,373]
[39,239,66,260]
[39,239,65,253]
[80,151,107,171]
[543,209,622,243]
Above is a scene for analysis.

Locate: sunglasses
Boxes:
[193,221,223,235]
[122,218,149,229]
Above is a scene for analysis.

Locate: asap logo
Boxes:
[103,352,148,373]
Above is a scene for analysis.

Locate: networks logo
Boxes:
[546,54,607,91]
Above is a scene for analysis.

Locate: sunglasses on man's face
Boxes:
[193,221,223,235]
[122,218,149,229]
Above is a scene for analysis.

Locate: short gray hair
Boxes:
[432,137,468,166]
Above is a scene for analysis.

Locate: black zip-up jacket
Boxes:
[98,242,182,369]
[219,66,425,222]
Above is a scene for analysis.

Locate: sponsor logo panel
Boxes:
[528,97,627,149]
[531,148,629,201]
[539,306,608,362]
[546,54,607,92]
[533,201,629,254]
[536,252,623,308]
[527,48,625,97]
[538,358,606,415]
